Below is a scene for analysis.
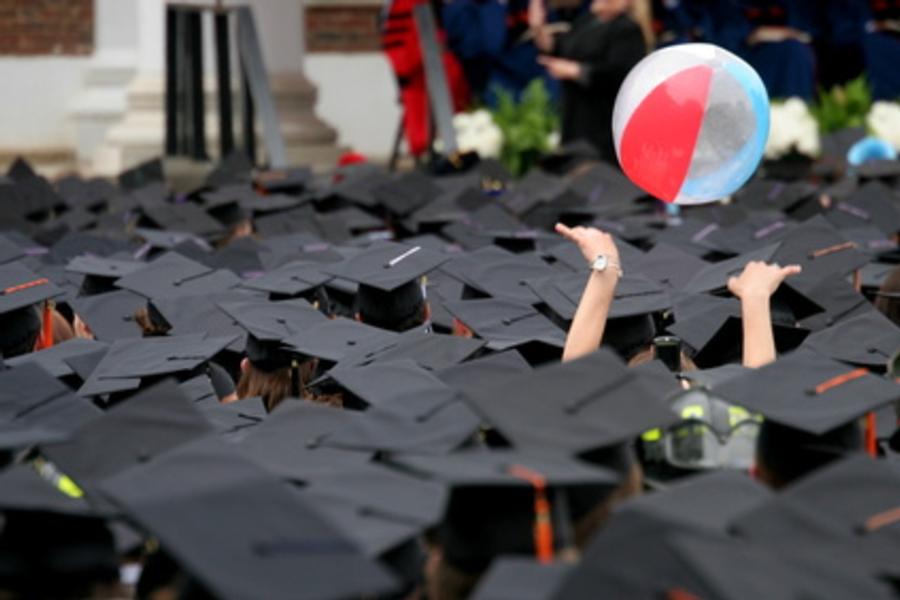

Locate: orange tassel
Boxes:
[865,412,878,458]
[508,464,554,564]
[35,302,54,351]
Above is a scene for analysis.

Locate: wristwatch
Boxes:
[590,254,622,276]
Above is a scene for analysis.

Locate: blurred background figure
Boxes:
[864,0,900,100]
[530,0,649,164]
[381,0,470,159]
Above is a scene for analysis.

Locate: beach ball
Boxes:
[613,44,769,205]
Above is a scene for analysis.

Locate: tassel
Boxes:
[508,464,554,564]
[35,301,54,351]
[865,412,878,457]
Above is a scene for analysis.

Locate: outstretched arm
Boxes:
[555,224,621,362]
[727,261,802,368]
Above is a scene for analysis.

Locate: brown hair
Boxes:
[51,309,75,345]
[875,265,900,327]
[134,307,171,337]
[236,360,342,412]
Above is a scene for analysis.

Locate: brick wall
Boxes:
[306,5,382,53]
[0,0,93,56]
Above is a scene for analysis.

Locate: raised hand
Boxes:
[555,223,619,266]
[727,261,802,302]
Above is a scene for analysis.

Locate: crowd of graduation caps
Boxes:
[0,133,898,600]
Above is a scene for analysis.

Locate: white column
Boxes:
[96,0,340,176]
[68,0,140,173]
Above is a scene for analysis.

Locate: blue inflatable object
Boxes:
[847,137,898,167]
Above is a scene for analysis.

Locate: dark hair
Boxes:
[0,305,41,358]
[755,420,862,489]
[357,280,428,332]
[875,265,900,327]
[134,305,172,337]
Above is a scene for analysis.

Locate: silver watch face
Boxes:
[592,255,608,271]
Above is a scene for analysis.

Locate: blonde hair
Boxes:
[629,0,655,49]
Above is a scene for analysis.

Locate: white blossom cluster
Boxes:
[867,101,900,151]
[764,98,821,160]
[453,110,503,159]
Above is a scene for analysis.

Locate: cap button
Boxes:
[136,450,151,463]
[868,347,879,354]
[346,340,356,346]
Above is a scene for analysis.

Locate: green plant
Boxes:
[809,76,873,134]
[490,79,560,176]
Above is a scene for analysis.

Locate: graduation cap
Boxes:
[69,289,145,342]
[802,311,900,368]
[331,328,485,372]
[444,246,558,305]
[0,234,26,265]
[729,455,900,581]
[442,298,565,364]
[699,210,798,256]
[682,242,824,322]
[797,276,875,332]
[323,241,447,331]
[115,251,240,299]
[204,151,254,188]
[667,293,810,368]
[97,435,398,600]
[0,363,100,452]
[771,216,871,289]
[132,227,211,255]
[139,201,228,241]
[118,157,165,191]
[628,242,708,289]
[0,262,66,358]
[528,272,671,324]
[299,462,446,575]
[237,401,373,482]
[218,297,327,371]
[5,338,108,381]
[714,349,899,435]
[148,291,260,353]
[371,170,441,216]
[76,333,236,397]
[469,557,574,600]
[436,350,532,396]
[386,449,619,573]
[460,349,678,455]
[282,317,398,363]
[65,254,146,296]
[6,156,38,182]
[324,359,450,410]
[826,180,900,235]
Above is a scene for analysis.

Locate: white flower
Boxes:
[765,98,820,159]
[867,101,900,150]
[453,110,504,159]
[546,131,560,150]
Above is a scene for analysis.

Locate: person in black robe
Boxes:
[530,0,646,165]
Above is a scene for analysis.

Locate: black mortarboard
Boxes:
[237,401,373,482]
[0,363,101,450]
[5,338,108,380]
[283,317,398,363]
[65,254,146,296]
[371,171,440,216]
[0,262,65,358]
[41,379,214,504]
[629,242,709,289]
[442,298,565,363]
[528,272,671,324]
[0,234,26,265]
[730,455,900,581]
[667,293,809,367]
[802,310,900,368]
[117,157,165,191]
[69,289,145,341]
[325,358,449,410]
[132,227,211,254]
[148,291,260,353]
[332,328,485,372]
[321,388,481,455]
[299,462,445,568]
[700,210,798,256]
[797,276,874,332]
[241,259,333,298]
[771,216,870,288]
[856,158,900,181]
[714,349,900,435]
[139,201,227,241]
[76,333,236,397]
[444,246,558,305]
[460,349,678,455]
[469,557,574,600]
[218,297,327,370]
[115,251,240,298]
[683,243,824,322]
[98,435,398,599]
[6,156,37,182]
[386,449,619,573]
[323,240,447,293]
[436,350,532,395]
[826,181,900,235]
